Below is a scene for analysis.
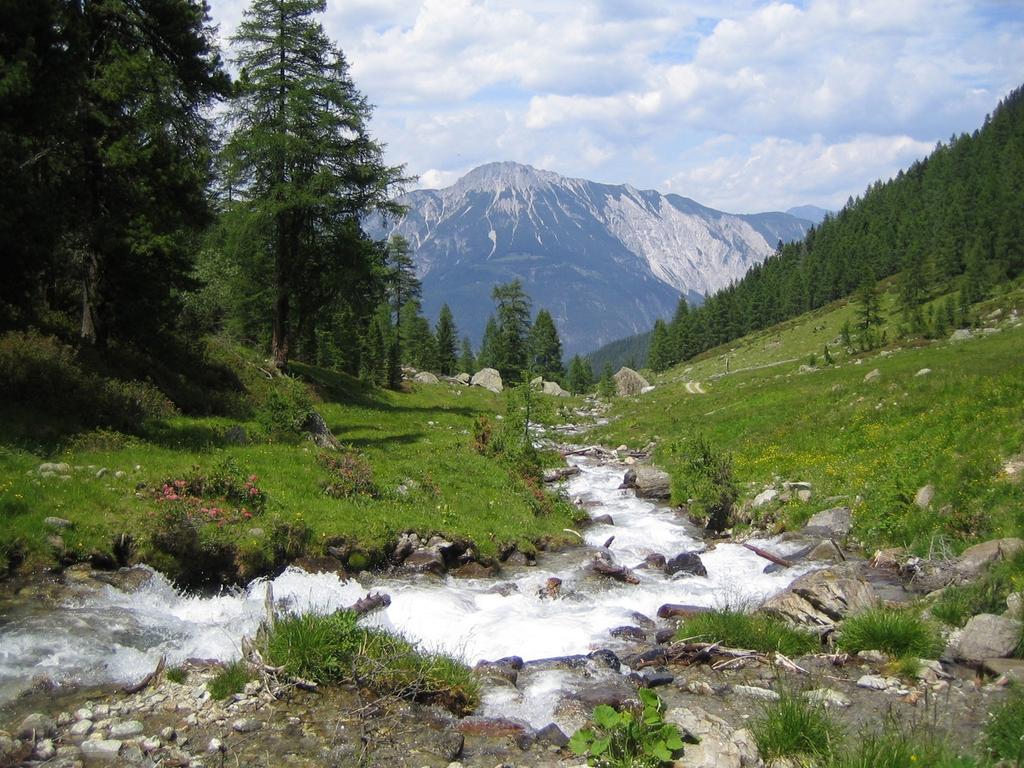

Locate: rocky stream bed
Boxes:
[1,438,1022,767]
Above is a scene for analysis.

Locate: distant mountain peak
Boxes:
[452,161,566,194]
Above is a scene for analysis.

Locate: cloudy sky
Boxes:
[208,0,1023,213]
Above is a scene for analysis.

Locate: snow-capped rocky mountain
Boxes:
[369,162,812,355]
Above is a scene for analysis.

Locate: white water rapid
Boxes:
[0,456,816,725]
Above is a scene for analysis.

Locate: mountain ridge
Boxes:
[370,162,813,354]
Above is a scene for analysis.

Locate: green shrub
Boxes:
[663,435,736,532]
[569,688,686,767]
[254,374,314,438]
[982,685,1024,764]
[166,667,188,684]
[752,690,841,763]
[836,606,944,658]
[208,659,252,700]
[319,451,376,498]
[675,609,819,656]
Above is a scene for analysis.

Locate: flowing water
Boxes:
[0,454,816,726]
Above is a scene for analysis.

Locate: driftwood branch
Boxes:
[743,542,793,568]
[123,655,165,694]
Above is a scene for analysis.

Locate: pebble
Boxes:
[75,708,93,722]
[94,704,110,718]
[141,737,161,753]
[208,737,225,753]
[33,739,57,760]
[57,711,74,727]
[856,674,891,690]
[232,717,262,733]
[109,720,144,738]
[160,726,177,742]
[68,719,93,739]
[732,684,779,701]
[804,688,851,708]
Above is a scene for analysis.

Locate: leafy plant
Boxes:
[675,609,819,656]
[569,688,686,767]
[664,434,737,532]
[836,606,944,658]
[318,450,376,498]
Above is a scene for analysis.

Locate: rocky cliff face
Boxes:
[369,162,812,354]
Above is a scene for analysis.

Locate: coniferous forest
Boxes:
[640,86,1024,372]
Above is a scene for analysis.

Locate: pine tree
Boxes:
[457,336,476,374]
[647,319,671,372]
[527,308,564,381]
[384,234,421,347]
[477,316,500,370]
[398,299,436,370]
[567,355,593,395]
[223,0,404,369]
[490,280,532,381]
[434,304,458,375]
[597,362,616,398]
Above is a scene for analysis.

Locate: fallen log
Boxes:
[590,558,640,585]
[742,542,793,568]
[627,642,766,670]
[350,592,391,616]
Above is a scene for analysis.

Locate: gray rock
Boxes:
[752,488,778,507]
[982,658,1024,684]
[38,462,71,475]
[956,538,1024,579]
[955,614,1024,661]
[542,466,580,483]
[536,723,569,747]
[208,737,225,753]
[413,371,440,384]
[33,739,56,761]
[760,563,877,628]
[232,718,262,733]
[43,516,74,530]
[914,484,935,509]
[613,367,650,396]
[664,552,707,577]
[68,720,93,740]
[950,328,973,341]
[1007,592,1023,620]
[455,372,471,385]
[864,368,881,382]
[470,367,503,393]
[807,539,844,562]
[732,685,779,701]
[856,674,891,690]
[109,720,144,739]
[621,466,671,499]
[915,368,932,377]
[804,688,851,707]
[96,467,109,478]
[17,713,56,740]
[803,506,852,537]
[80,740,123,761]
[302,409,340,450]
[665,706,759,768]
[403,547,446,575]
[542,380,570,397]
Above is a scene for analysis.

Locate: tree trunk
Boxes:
[272,289,290,371]
[79,250,99,345]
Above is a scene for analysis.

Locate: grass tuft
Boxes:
[828,723,978,768]
[264,611,362,683]
[982,685,1024,764]
[675,609,819,656]
[752,689,842,763]
[165,666,187,684]
[207,659,252,700]
[931,550,1024,627]
[836,606,944,659]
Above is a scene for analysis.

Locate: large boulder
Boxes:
[955,538,1024,579]
[542,380,570,397]
[955,614,1024,661]
[621,466,671,499]
[413,371,440,384]
[760,563,877,628]
[455,372,471,385]
[470,367,503,393]
[613,367,650,396]
[803,507,853,538]
[665,706,760,768]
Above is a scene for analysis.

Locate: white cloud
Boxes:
[206,0,1024,211]
[666,133,936,212]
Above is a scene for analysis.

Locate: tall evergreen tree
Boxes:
[398,299,436,370]
[0,0,228,344]
[434,304,458,375]
[527,308,564,380]
[477,316,500,370]
[567,355,593,395]
[647,319,671,373]
[457,336,476,374]
[384,234,421,349]
[223,0,404,369]
[490,280,532,381]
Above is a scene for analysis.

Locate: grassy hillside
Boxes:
[0,337,582,583]
[593,282,1024,552]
